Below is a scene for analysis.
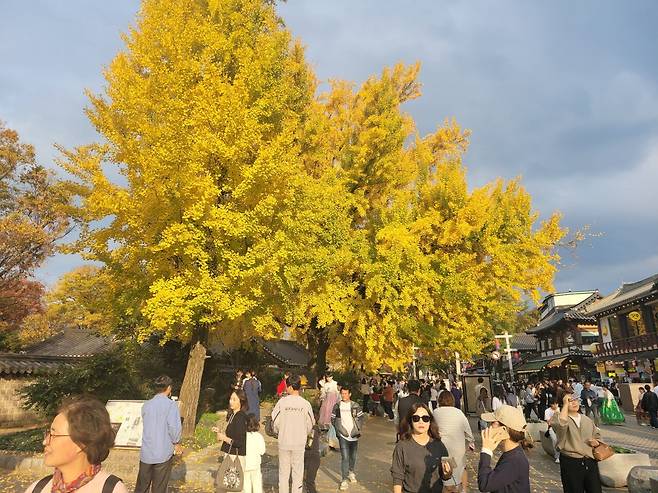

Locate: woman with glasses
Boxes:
[24,396,127,493]
[391,402,452,493]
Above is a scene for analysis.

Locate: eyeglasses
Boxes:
[411,415,431,423]
[43,431,70,444]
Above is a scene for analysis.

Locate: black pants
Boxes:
[649,409,658,428]
[304,452,321,493]
[135,458,173,493]
[382,400,394,419]
[362,394,370,414]
[559,454,602,493]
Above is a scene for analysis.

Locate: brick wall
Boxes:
[0,376,41,427]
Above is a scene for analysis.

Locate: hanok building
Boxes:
[0,328,112,427]
[517,291,601,380]
[588,273,658,383]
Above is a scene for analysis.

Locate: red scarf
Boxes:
[51,464,101,493]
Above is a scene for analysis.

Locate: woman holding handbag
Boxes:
[213,390,249,492]
[551,392,603,493]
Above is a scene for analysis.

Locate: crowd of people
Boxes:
[22,369,658,493]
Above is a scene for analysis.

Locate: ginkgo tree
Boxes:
[60,0,318,434]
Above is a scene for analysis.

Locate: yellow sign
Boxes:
[628,311,641,322]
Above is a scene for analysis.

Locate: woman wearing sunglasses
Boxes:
[391,402,452,493]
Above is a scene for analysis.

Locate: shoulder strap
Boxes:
[102,475,122,493]
[32,475,53,493]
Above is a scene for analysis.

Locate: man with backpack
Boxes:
[331,386,365,490]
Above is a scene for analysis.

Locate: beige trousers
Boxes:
[278,448,305,493]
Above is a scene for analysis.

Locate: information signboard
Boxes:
[106,400,146,448]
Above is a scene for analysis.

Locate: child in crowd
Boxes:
[244,414,266,493]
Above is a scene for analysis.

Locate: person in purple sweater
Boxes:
[477,405,532,493]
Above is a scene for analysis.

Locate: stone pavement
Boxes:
[2,411,657,492]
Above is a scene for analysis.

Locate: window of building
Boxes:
[624,310,647,337]
[608,315,623,340]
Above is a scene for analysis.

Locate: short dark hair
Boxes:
[645,384,651,391]
[154,375,172,393]
[59,396,116,464]
[438,390,455,407]
[246,413,260,432]
[399,402,440,441]
[340,385,351,393]
[287,374,302,390]
[407,380,421,393]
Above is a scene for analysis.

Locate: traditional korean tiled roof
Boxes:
[0,328,113,375]
[255,338,310,367]
[588,273,658,316]
[0,353,76,375]
[23,327,112,357]
[510,333,537,351]
[526,291,600,335]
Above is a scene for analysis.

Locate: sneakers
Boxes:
[348,472,357,483]
[555,457,560,463]
[340,480,349,490]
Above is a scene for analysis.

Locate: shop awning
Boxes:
[516,360,548,373]
[546,357,567,368]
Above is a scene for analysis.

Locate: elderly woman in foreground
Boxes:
[24,395,128,493]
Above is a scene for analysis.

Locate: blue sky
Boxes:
[2,0,657,297]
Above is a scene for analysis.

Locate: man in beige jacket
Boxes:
[551,392,602,493]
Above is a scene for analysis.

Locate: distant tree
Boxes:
[0,121,71,349]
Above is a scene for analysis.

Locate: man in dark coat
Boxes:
[396,380,424,440]
[641,384,658,428]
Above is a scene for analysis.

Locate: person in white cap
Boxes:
[477,405,532,493]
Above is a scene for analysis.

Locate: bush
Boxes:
[0,428,46,452]
[19,349,147,418]
[183,412,221,451]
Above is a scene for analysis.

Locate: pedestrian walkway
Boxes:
[2,411,657,492]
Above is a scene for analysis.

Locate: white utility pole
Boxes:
[495,331,516,381]
[455,351,462,380]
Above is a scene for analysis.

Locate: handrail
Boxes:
[596,332,658,357]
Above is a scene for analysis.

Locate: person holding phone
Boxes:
[391,402,452,493]
[551,392,602,493]
[477,405,532,493]
[432,390,474,493]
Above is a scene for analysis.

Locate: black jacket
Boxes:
[331,400,365,439]
[221,410,247,456]
[397,394,424,430]
[642,390,658,412]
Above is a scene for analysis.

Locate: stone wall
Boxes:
[0,376,41,427]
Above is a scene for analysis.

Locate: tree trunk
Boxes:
[178,340,206,438]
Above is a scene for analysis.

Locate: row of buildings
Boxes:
[513,272,658,383]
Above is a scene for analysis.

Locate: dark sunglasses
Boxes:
[411,414,431,423]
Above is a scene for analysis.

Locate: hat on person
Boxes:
[480,405,527,432]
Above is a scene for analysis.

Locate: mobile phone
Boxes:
[441,456,457,470]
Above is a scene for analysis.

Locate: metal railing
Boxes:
[595,332,658,357]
